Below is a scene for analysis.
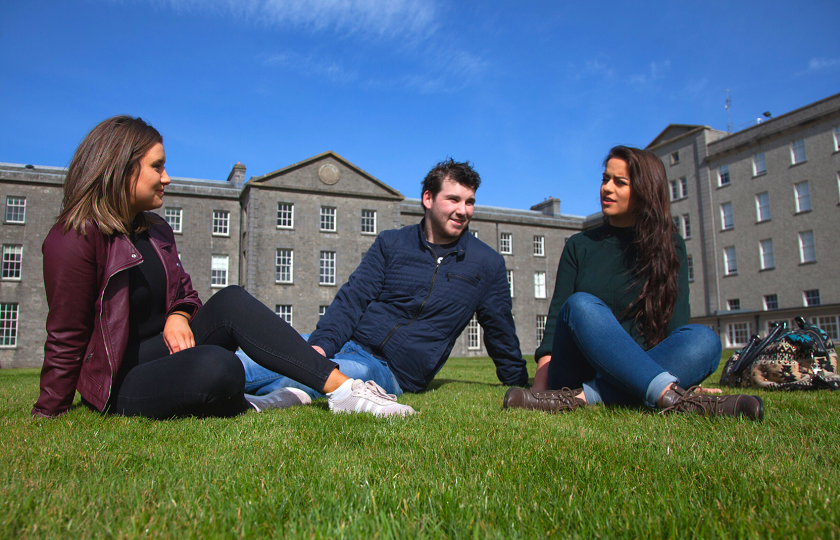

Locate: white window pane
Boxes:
[0,303,19,347]
[2,245,22,280]
[795,181,811,212]
[791,139,806,164]
[211,255,228,287]
[760,239,774,270]
[799,231,816,263]
[277,203,294,228]
[534,271,546,298]
[756,192,771,222]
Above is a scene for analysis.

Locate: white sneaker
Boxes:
[245,387,311,412]
[328,380,417,417]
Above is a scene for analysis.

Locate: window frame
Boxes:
[1,244,22,280]
[791,138,807,164]
[275,248,294,284]
[210,255,229,287]
[320,207,337,232]
[277,202,295,229]
[798,230,816,263]
[533,235,545,257]
[686,254,694,282]
[755,192,771,222]
[727,322,751,348]
[466,314,481,350]
[753,152,767,176]
[319,251,336,286]
[0,303,19,347]
[763,294,778,311]
[275,305,293,325]
[794,181,811,213]
[682,214,691,239]
[804,289,821,307]
[5,196,26,224]
[212,210,230,237]
[506,270,514,298]
[360,209,377,235]
[727,299,741,311]
[534,271,546,299]
[759,239,774,270]
[499,233,512,255]
[724,246,737,275]
[164,207,183,233]
[718,164,730,186]
[536,315,547,344]
[720,202,734,230]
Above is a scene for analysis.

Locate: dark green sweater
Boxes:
[535,223,689,359]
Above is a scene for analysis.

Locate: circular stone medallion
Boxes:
[318,163,341,185]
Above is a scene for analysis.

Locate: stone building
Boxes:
[0,151,584,368]
[647,92,840,348]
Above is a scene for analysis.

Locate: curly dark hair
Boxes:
[605,145,680,347]
[421,158,481,198]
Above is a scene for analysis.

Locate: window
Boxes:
[277,203,294,229]
[753,152,766,175]
[756,192,771,222]
[668,178,687,201]
[467,314,480,350]
[319,251,336,285]
[834,125,840,151]
[727,299,741,311]
[727,322,751,348]
[718,164,730,186]
[682,214,691,239]
[320,207,336,232]
[471,230,479,239]
[536,315,547,344]
[804,289,821,307]
[724,246,737,275]
[507,270,514,298]
[720,202,734,230]
[679,177,688,198]
[686,255,694,282]
[211,255,228,287]
[275,305,293,325]
[275,249,294,283]
[360,210,377,235]
[212,211,230,236]
[164,207,182,233]
[672,216,680,233]
[791,138,807,164]
[500,233,512,254]
[794,181,811,212]
[670,180,679,201]
[767,320,789,333]
[533,235,545,256]
[764,294,778,310]
[319,305,328,319]
[534,271,546,298]
[2,245,22,280]
[759,239,774,270]
[5,197,26,223]
[670,151,680,165]
[0,303,18,347]
[812,316,839,341]
[799,231,816,263]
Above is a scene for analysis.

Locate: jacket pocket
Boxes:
[445,273,481,286]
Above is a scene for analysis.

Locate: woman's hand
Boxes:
[163,312,195,354]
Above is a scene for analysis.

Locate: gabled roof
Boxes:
[249,151,403,199]
[646,124,708,149]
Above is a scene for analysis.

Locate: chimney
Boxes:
[530,197,560,216]
[227,162,246,187]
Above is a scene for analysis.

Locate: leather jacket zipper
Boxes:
[379,247,454,351]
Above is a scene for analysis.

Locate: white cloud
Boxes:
[262,51,358,83]
[807,57,840,71]
[136,0,439,39]
[630,60,670,87]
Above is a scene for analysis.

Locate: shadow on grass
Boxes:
[425,378,502,392]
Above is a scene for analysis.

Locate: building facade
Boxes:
[647,92,840,348]
[0,151,584,368]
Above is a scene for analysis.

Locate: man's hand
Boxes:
[312,345,326,357]
[164,312,195,354]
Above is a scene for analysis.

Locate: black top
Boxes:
[127,229,168,345]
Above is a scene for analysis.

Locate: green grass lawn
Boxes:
[2,355,839,539]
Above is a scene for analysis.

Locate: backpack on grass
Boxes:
[719,316,840,390]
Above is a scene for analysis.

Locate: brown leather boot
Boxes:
[503,387,586,413]
[659,386,764,421]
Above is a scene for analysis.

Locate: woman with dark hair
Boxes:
[32,115,416,419]
[504,146,763,420]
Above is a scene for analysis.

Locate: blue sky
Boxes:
[1,0,838,216]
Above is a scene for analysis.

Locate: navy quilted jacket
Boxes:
[309,221,527,393]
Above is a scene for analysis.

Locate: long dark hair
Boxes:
[58,115,163,235]
[604,146,680,347]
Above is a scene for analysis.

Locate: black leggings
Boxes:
[108,286,339,419]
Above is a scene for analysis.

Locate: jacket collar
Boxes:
[417,218,468,258]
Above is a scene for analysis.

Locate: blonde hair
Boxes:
[58,115,163,235]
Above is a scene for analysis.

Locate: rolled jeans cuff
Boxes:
[645,372,679,409]
[582,380,602,405]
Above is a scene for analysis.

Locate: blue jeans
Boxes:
[240,335,403,399]
[547,292,722,408]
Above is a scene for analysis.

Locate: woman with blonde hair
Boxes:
[32,115,415,419]
[505,146,763,420]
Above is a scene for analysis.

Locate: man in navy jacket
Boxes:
[239,159,528,399]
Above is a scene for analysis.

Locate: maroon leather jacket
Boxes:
[32,215,202,417]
